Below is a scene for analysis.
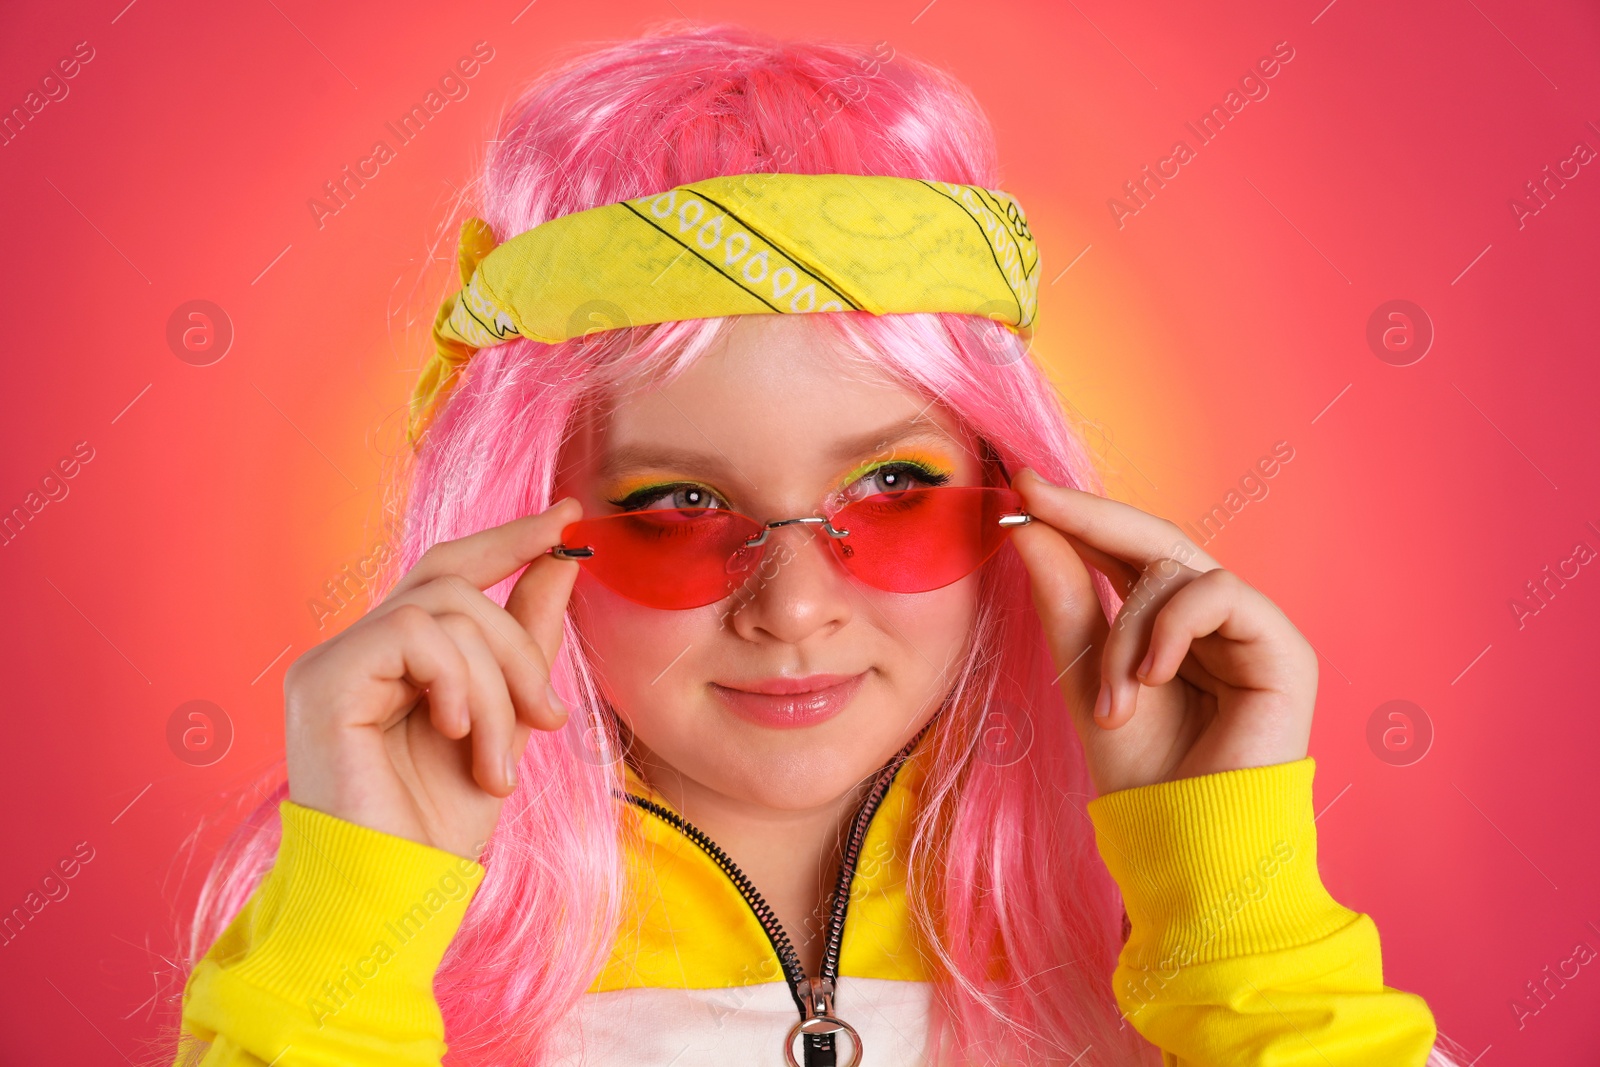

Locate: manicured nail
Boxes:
[546,683,567,718]
[504,750,518,791]
[1094,681,1112,719]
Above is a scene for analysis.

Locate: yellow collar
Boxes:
[590,745,932,991]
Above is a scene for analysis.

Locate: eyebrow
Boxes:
[597,414,965,483]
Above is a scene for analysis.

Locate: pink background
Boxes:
[2,0,1597,1063]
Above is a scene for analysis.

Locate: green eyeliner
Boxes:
[607,479,704,510]
[609,459,951,512]
[837,457,952,490]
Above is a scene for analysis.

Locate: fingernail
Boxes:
[503,750,519,791]
[546,683,567,718]
[1094,681,1112,719]
[1137,648,1154,680]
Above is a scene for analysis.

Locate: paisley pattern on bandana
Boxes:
[410,173,1042,446]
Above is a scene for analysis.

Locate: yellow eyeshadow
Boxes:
[601,474,705,508]
[835,446,956,489]
[603,448,956,507]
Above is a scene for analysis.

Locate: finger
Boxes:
[436,612,520,796]
[1007,511,1110,715]
[1098,558,1202,728]
[390,575,567,730]
[1059,531,1142,599]
[338,603,473,735]
[504,550,580,680]
[1139,569,1267,687]
[385,496,583,600]
[1013,468,1222,576]
[1142,569,1313,698]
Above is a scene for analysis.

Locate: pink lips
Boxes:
[711,672,867,729]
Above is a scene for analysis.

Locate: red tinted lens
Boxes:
[827,486,1025,593]
[556,508,766,610]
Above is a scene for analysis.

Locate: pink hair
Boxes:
[164,21,1435,1067]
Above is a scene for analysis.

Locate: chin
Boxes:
[707,704,923,810]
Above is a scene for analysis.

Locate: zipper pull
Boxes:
[786,976,862,1067]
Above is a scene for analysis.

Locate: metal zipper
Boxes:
[613,724,930,1067]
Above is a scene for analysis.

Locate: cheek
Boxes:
[570,567,981,754]
[569,571,719,707]
[863,576,981,685]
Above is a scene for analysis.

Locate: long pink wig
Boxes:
[162,21,1358,1066]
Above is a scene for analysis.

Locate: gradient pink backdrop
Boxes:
[2,1,1597,1063]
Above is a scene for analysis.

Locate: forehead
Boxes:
[573,317,979,493]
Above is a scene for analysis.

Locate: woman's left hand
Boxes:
[1007,467,1318,796]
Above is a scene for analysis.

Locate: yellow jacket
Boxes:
[175,748,1440,1066]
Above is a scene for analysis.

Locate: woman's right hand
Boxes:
[283,497,583,861]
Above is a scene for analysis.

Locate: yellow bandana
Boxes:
[409,173,1041,445]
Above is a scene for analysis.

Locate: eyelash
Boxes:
[607,460,952,512]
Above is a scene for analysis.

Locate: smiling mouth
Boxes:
[710,672,867,728]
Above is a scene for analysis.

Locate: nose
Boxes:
[720,519,854,644]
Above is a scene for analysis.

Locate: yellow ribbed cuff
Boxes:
[1086,758,1356,972]
[182,801,486,1066]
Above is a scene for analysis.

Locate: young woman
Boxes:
[168,23,1455,1067]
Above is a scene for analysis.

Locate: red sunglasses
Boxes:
[546,485,1033,610]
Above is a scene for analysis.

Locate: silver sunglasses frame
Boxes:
[550,499,1031,561]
